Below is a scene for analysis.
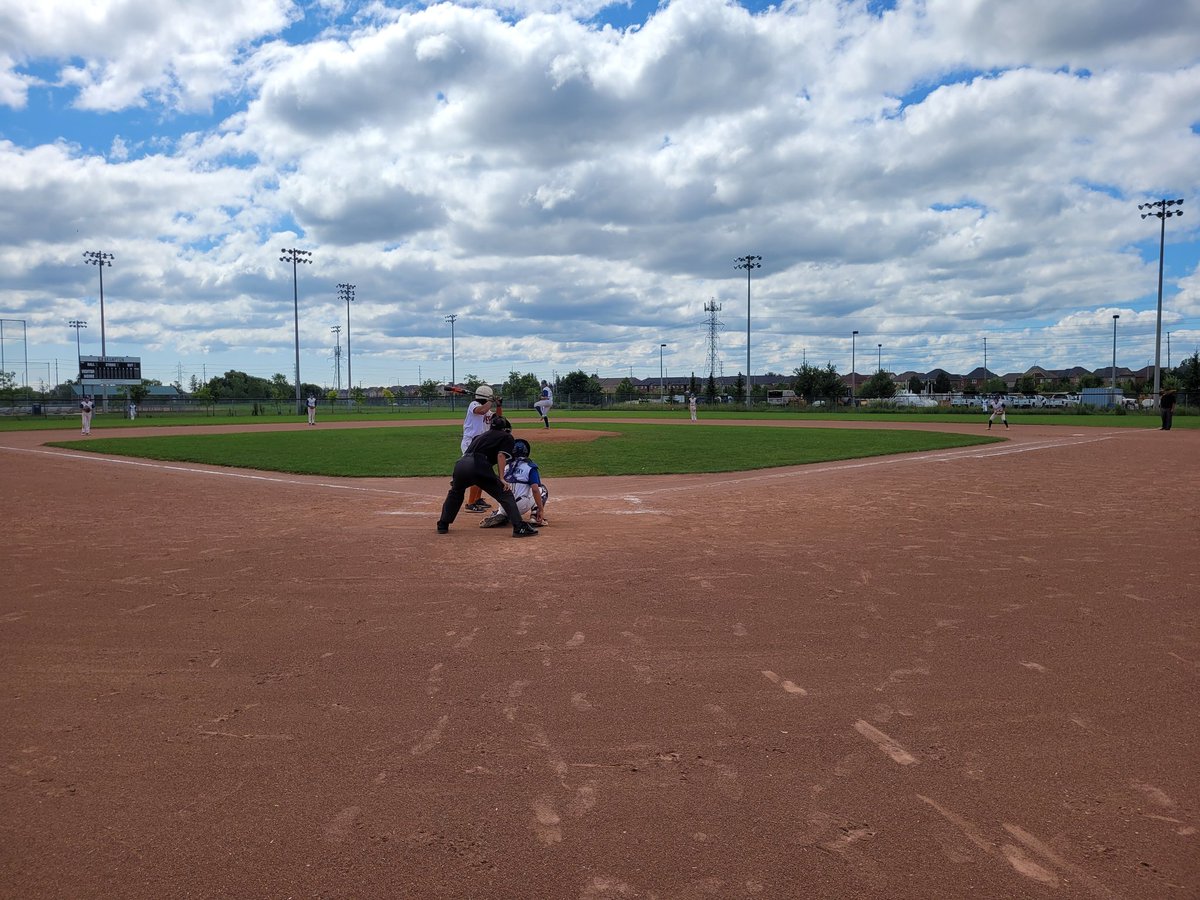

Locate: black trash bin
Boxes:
[31,403,41,415]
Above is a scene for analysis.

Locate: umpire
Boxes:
[437,416,539,537]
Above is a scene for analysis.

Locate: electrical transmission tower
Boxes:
[703,299,724,381]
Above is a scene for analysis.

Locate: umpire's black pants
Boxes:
[438,453,524,532]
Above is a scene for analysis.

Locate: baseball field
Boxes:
[1,415,1197,899]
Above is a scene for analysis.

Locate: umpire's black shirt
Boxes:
[465,429,516,465]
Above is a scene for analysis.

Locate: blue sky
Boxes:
[1,0,1198,392]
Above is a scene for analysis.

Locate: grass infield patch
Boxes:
[50,423,999,477]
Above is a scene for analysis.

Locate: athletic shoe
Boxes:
[465,501,490,513]
[512,524,539,537]
[480,513,508,528]
[436,522,449,534]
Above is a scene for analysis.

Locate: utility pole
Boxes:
[331,324,342,396]
[337,283,355,405]
[280,248,313,415]
[68,320,87,386]
[734,255,762,409]
[1138,198,1184,404]
[445,314,458,409]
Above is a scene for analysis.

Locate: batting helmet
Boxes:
[512,438,531,458]
[474,385,494,401]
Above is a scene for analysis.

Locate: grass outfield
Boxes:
[48,423,1000,477]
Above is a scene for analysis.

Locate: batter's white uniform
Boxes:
[460,400,492,453]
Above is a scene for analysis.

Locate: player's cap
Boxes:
[475,385,494,400]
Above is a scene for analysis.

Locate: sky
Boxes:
[1,0,1199,393]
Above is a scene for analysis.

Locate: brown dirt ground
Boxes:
[1,417,1197,899]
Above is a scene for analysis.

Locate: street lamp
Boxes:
[280,248,313,415]
[445,314,457,407]
[659,343,667,402]
[851,330,858,405]
[1138,197,1184,404]
[1111,314,1119,395]
[338,283,355,406]
[734,254,762,408]
[68,320,87,385]
[82,251,113,356]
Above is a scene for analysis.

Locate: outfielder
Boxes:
[438,416,539,538]
[534,380,553,428]
[307,394,317,425]
[988,394,1009,429]
[481,438,548,528]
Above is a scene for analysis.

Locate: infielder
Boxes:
[988,394,1009,429]
[306,394,317,425]
[534,380,553,428]
[438,416,539,538]
[461,385,497,512]
[80,396,94,434]
[481,438,548,528]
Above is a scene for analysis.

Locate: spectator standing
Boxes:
[1160,388,1177,431]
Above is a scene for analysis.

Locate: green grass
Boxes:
[48,423,1000,477]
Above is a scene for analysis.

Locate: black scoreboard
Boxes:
[80,356,142,385]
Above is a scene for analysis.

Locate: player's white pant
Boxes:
[81,412,92,434]
[534,399,553,418]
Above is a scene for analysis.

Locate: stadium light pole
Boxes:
[1138,198,1184,405]
[1111,314,1119,394]
[82,251,113,356]
[68,320,87,386]
[877,343,882,372]
[851,330,858,405]
[280,248,312,415]
[445,314,457,408]
[660,343,667,402]
[331,324,342,397]
[735,254,762,409]
[338,283,355,406]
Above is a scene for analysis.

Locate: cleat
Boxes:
[512,524,539,537]
[436,522,449,534]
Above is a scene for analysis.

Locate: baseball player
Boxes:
[461,385,497,512]
[437,416,539,538]
[688,393,698,422]
[306,394,317,425]
[80,396,94,434]
[988,394,1009,429]
[481,437,548,528]
[534,380,553,429]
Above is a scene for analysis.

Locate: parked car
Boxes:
[1042,392,1080,407]
[889,392,939,408]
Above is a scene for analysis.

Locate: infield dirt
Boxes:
[1,418,1196,899]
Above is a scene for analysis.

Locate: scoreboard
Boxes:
[80,356,142,385]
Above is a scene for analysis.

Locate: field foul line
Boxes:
[0,445,429,498]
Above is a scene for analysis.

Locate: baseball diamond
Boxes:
[0,416,1196,899]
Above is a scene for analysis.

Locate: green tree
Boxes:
[615,377,638,401]
[462,374,485,394]
[326,389,338,406]
[705,374,718,403]
[732,373,746,404]
[792,363,847,404]
[983,377,1007,393]
[1015,373,1039,394]
[270,373,292,402]
[558,370,602,405]
[502,371,540,401]
[351,386,365,406]
[1172,352,1200,393]
[933,370,953,393]
[858,370,897,399]
[418,379,441,401]
[381,387,395,405]
[0,371,16,396]
[128,381,150,406]
[688,372,699,397]
[1078,372,1103,389]
[908,374,923,394]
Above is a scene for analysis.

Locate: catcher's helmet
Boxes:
[511,438,531,458]
[490,415,512,432]
[474,384,494,400]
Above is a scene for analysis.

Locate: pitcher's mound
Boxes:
[513,428,618,443]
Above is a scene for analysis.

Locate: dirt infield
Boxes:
[1,419,1197,899]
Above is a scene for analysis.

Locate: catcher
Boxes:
[481,437,549,529]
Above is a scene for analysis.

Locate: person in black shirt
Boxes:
[1160,387,1177,430]
[437,416,539,537]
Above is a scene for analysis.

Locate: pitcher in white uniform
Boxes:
[534,380,553,429]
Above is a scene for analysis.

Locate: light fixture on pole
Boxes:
[82,251,113,356]
[445,314,458,407]
[734,254,762,408]
[851,330,858,405]
[1111,314,1119,395]
[877,343,882,372]
[68,319,87,386]
[280,248,313,415]
[1138,198,1183,405]
[337,283,355,405]
[659,343,667,402]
